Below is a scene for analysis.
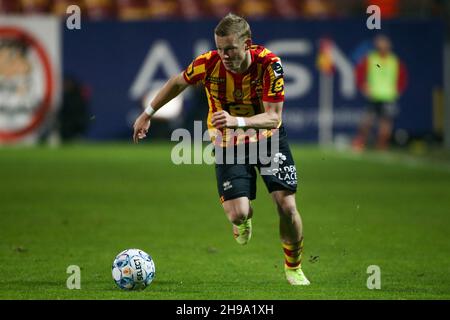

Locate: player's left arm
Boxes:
[211,102,282,129]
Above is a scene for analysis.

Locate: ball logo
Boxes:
[133,258,143,281]
[122,267,131,276]
[0,27,53,142]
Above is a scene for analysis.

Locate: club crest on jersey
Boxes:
[271,61,283,78]
[233,89,243,100]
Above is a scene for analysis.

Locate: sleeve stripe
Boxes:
[193,58,206,67]
[184,58,207,84]
[183,72,195,84]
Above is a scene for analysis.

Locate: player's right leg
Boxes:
[215,162,257,245]
[222,197,253,245]
[352,106,376,151]
[376,104,396,150]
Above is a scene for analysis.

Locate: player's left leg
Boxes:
[271,190,302,244]
[259,126,310,285]
[271,190,310,286]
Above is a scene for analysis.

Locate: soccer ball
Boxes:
[111,248,155,290]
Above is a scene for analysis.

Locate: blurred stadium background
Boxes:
[0,0,448,148]
[1,0,450,299]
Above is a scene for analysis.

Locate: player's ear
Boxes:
[244,39,252,50]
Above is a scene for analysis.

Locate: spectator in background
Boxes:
[352,34,408,151]
[273,0,301,19]
[85,0,116,20]
[365,0,399,19]
[430,0,450,18]
[148,0,180,19]
[116,0,149,20]
[21,0,52,14]
[205,0,238,19]
[177,0,204,19]
[238,0,273,19]
[58,76,90,141]
[301,0,337,18]
[53,0,84,16]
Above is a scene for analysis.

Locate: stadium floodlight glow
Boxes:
[142,82,183,120]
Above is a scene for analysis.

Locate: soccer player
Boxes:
[133,13,310,285]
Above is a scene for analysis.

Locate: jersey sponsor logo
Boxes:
[273,152,287,165]
[271,61,283,77]
[206,76,225,84]
[270,164,297,185]
[251,79,263,98]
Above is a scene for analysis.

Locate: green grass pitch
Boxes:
[0,143,449,299]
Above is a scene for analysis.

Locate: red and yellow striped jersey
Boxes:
[183,45,284,146]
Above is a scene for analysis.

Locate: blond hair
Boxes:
[214,13,252,41]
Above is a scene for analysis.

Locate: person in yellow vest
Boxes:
[352,35,408,151]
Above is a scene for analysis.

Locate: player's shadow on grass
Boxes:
[103,279,182,292]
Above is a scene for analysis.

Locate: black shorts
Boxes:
[368,101,398,119]
[215,126,297,203]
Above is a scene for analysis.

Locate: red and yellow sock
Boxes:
[282,239,303,270]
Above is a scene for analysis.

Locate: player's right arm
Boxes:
[133,52,209,143]
[133,72,190,143]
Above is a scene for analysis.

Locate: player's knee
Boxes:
[225,208,248,225]
[277,202,298,219]
[223,198,252,225]
[223,204,251,225]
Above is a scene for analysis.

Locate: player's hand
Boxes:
[133,113,151,144]
[211,110,237,129]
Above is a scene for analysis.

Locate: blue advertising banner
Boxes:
[63,19,444,142]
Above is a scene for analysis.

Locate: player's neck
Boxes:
[235,51,252,74]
